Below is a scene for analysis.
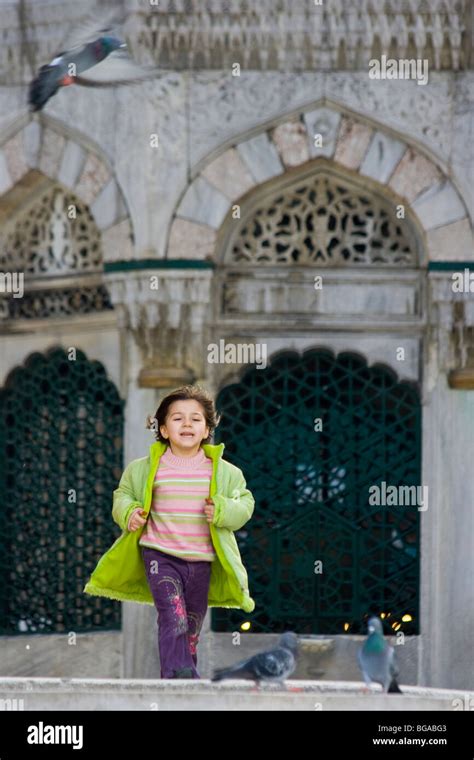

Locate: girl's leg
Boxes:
[183,560,212,678]
[141,547,196,678]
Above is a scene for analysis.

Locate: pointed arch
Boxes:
[212,347,421,635]
[0,346,124,635]
[219,159,424,268]
[0,115,134,263]
[167,101,472,263]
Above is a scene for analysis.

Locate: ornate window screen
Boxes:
[3,285,113,321]
[212,349,421,635]
[229,171,419,267]
[0,347,124,634]
[0,187,101,276]
[0,186,112,321]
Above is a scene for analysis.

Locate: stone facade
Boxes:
[0,0,472,691]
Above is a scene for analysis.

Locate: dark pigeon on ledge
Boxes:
[212,631,300,688]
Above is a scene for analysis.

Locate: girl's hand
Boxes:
[204,497,214,523]
[128,508,147,532]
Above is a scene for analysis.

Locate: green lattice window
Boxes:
[0,347,124,635]
[212,349,421,635]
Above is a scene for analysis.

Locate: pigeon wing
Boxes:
[388,644,399,680]
[252,650,288,679]
[359,644,388,687]
[73,50,162,87]
[358,646,371,684]
[212,654,259,681]
[61,7,127,54]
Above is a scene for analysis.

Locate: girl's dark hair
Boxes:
[146,384,221,444]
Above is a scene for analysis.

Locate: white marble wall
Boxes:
[421,374,474,690]
[1,71,471,259]
[0,317,120,388]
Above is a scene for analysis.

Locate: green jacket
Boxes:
[83,441,255,613]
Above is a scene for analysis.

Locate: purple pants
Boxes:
[141,546,212,679]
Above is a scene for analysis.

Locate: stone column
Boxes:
[420,273,474,689]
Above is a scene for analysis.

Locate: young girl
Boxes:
[83,384,255,679]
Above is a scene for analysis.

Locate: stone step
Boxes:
[1,677,472,711]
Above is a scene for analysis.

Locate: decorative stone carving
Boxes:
[271,120,310,168]
[106,270,212,373]
[0,1,468,83]
[0,119,128,237]
[0,186,102,276]
[228,170,419,266]
[3,283,113,320]
[427,271,474,383]
[303,107,342,159]
[122,0,468,73]
[0,182,119,324]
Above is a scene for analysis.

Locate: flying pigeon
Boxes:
[28,9,161,111]
[211,631,299,688]
[358,616,402,693]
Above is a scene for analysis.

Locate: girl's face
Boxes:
[160,399,209,453]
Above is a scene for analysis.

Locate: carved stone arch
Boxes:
[204,156,428,347]
[167,101,472,263]
[217,158,425,269]
[0,182,102,277]
[0,117,134,320]
[0,116,134,266]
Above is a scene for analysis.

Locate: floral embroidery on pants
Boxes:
[157,575,188,635]
[187,611,203,655]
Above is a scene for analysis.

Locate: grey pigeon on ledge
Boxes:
[212,631,299,687]
[358,616,402,693]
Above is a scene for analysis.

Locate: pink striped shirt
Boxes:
[138,446,216,562]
